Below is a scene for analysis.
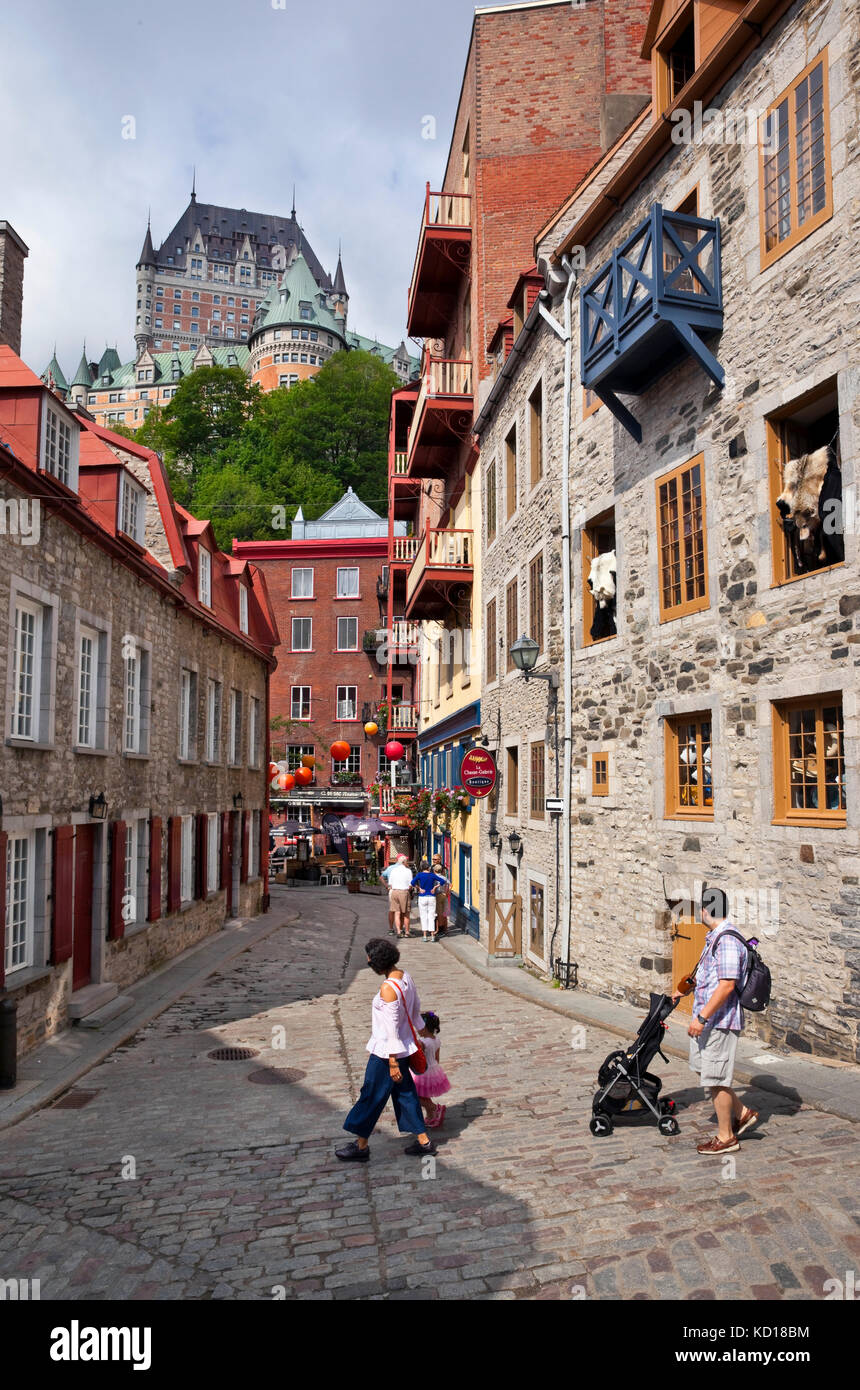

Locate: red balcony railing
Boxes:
[407,185,472,339]
[406,359,474,478]
[406,527,474,617]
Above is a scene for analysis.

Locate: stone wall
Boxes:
[0,222,27,357]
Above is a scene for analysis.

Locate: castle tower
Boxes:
[330,248,348,326]
[68,344,94,408]
[135,216,157,355]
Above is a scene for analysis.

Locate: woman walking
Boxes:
[335,938,438,1162]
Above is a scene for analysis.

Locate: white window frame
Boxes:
[206,678,222,763]
[229,690,243,765]
[4,832,34,976]
[248,811,260,880]
[337,616,358,651]
[239,585,249,634]
[207,813,220,894]
[76,624,99,748]
[180,815,194,904]
[119,473,146,545]
[179,668,197,761]
[336,567,360,598]
[248,697,261,768]
[10,598,43,741]
[333,744,361,774]
[198,547,212,607]
[291,686,311,720]
[292,617,312,651]
[336,685,358,721]
[40,397,78,490]
[122,637,151,757]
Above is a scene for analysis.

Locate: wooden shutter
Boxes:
[240,812,249,883]
[220,813,231,890]
[196,815,208,900]
[167,817,182,914]
[148,817,162,922]
[52,825,75,963]
[0,830,7,989]
[108,820,127,941]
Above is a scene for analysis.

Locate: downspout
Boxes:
[540,257,577,979]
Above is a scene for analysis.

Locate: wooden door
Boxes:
[73,825,95,991]
[671,916,708,1015]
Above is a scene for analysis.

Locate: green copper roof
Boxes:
[41,352,68,392]
[70,346,94,388]
[97,346,122,378]
[253,252,344,339]
[97,344,251,389]
[344,331,419,372]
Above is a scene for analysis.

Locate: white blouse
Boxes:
[367,970,423,1059]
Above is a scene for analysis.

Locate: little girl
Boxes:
[413,1011,450,1128]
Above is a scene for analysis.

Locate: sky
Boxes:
[0,0,483,377]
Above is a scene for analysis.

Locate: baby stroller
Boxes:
[589,993,680,1137]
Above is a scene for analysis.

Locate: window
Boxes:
[505,578,518,672]
[291,568,313,598]
[766,381,841,585]
[486,598,497,682]
[10,599,43,740]
[529,881,545,959]
[760,55,832,269]
[123,819,148,927]
[291,687,311,720]
[592,753,609,797]
[237,583,250,635]
[773,696,845,826]
[198,547,212,607]
[336,567,359,598]
[5,833,34,975]
[180,816,194,903]
[119,474,145,545]
[333,744,361,774]
[249,697,261,768]
[665,714,713,819]
[123,641,149,755]
[530,742,545,819]
[337,616,358,650]
[206,679,222,762]
[248,812,260,878]
[207,813,220,894]
[529,554,544,652]
[582,509,617,646]
[292,617,312,651]
[229,691,243,764]
[486,460,497,543]
[529,382,543,486]
[336,686,358,720]
[77,626,97,747]
[506,746,519,816]
[655,8,696,110]
[179,668,197,760]
[286,744,314,772]
[505,426,517,520]
[41,401,77,489]
[657,456,708,622]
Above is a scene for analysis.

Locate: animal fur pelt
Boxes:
[776,445,844,572]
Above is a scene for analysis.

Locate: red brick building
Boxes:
[234,491,418,819]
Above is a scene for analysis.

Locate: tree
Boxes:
[191,462,268,551]
[142,367,260,499]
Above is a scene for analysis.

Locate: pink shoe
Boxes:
[429,1105,446,1129]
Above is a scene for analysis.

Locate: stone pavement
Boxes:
[0,888,857,1301]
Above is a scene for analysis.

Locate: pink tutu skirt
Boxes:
[413,1064,450,1098]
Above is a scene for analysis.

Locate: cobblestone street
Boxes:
[1,891,858,1301]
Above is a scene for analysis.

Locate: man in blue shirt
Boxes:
[411,859,448,941]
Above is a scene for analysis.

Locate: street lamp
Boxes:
[88,792,108,821]
[508,830,523,855]
[510,634,559,686]
[488,827,501,850]
[233,792,244,810]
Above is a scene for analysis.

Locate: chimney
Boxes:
[0,221,29,356]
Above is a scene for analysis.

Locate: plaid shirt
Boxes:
[693,921,747,1032]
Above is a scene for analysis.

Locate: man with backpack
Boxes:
[675,886,760,1155]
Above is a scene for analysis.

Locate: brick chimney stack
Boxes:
[0,221,29,356]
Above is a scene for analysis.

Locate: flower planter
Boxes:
[347,879,361,894]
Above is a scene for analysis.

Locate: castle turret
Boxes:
[330,247,348,326]
[68,344,94,407]
[135,216,157,355]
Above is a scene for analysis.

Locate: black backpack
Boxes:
[711,929,772,1012]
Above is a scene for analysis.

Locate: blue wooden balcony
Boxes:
[580,205,724,442]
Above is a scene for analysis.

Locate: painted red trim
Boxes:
[51,825,75,964]
[0,830,6,990]
[234,538,390,560]
[148,817,162,921]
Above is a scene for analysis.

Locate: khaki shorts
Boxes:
[689,1026,739,1089]
[389,889,410,916]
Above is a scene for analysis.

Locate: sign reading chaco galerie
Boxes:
[459,749,497,798]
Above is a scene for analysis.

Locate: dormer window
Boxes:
[119,474,145,546]
[198,547,212,607]
[40,399,78,490]
[239,585,249,635]
[300,303,312,321]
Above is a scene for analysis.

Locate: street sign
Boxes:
[545,797,564,814]
[460,749,497,798]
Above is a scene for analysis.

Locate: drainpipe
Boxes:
[539,257,577,979]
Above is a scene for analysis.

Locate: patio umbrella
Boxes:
[351,816,390,836]
[280,819,307,835]
[341,815,363,833]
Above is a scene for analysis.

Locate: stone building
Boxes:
[234,492,418,825]
[0,342,279,1057]
[478,0,860,1059]
[390,0,652,933]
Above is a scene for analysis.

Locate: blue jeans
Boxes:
[344,1053,425,1138]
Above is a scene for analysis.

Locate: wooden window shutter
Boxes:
[0,831,7,989]
[52,825,75,964]
[148,817,162,922]
[220,812,232,890]
[109,820,127,940]
[196,814,208,900]
[240,812,249,883]
[167,816,182,914]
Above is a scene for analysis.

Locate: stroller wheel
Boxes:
[590,1113,613,1137]
[658,1116,680,1137]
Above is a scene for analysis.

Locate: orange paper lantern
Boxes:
[330,740,351,762]
[364,722,379,737]
[300,754,316,769]
[384,741,405,762]
[294,766,313,786]
[276,773,291,790]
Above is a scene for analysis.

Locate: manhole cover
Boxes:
[207,1047,260,1062]
[52,1089,100,1109]
[247,1068,306,1086]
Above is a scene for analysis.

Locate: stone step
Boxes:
[77,994,137,1030]
[68,983,119,1020]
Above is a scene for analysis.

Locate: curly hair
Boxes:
[365,937,401,975]
[421,1010,441,1034]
